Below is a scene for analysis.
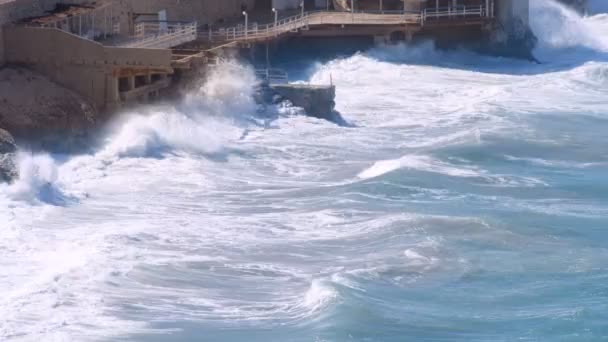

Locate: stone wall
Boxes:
[4,26,173,109]
[126,0,256,26]
[0,0,59,66]
[0,0,102,66]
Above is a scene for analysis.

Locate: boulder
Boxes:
[0,153,17,183]
[0,67,98,152]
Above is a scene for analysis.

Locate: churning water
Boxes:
[2,0,608,341]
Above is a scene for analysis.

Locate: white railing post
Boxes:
[242,11,248,39]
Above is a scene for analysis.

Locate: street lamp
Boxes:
[272,7,278,27]
[242,11,248,39]
[300,1,304,17]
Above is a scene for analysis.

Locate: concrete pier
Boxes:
[270,84,336,118]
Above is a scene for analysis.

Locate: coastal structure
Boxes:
[0,0,531,112]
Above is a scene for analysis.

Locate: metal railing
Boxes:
[422,5,487,22]
[198,5,491,44]
[120,21,197,49]
[255,68,289,84]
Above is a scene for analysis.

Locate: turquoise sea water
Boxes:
[1,1,607,341]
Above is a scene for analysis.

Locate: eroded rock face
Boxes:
[0,67,98,152]
[0,153,17,183]
[0,128,16,154]
[0,128,17,183]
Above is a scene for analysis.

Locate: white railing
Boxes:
[120,21,197,49]
[198,5,491,44]
[255,68,289,84]
[422,5,488,22]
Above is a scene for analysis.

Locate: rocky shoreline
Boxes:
[0,128,17,183]
[0,66,99,183]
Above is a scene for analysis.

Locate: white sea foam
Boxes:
[302,280,337,313]
[100,62,257,159]
[7,152,60,203]
[358,155,483,180]
[531,0,608,56]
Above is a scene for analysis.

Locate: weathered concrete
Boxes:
[270,84,336,118]
[0,0,104,67]
[0,67,97,152]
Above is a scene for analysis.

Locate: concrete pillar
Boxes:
[0,27,5,67]
[497,0,529,29]
[405,30,413,42]
[107,75,120,102]
[491,0,535,58]
[373,35,388,44]
[128,76,135,90]
[145,73,152,84]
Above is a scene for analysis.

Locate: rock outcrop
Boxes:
[0,128,17,183]
[0,67,98,152]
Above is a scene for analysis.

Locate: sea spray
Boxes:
[8,152,59,202]
[531,0,608,54]
[100,62,259,159]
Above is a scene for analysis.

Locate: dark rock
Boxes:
[0,128,18,183]
[0,153,17,183]
[0,128,16,154]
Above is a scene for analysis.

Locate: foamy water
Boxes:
[2,0,608,341]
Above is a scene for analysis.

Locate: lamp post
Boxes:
[272,7,278,27]
[300,1,304,17]
[242,11,248,39]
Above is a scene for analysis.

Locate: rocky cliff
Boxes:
[0,66,98,153]
[0,66,99,183]
[0,128,17,183]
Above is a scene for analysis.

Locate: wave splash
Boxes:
[100,62,258,159]
[5,153,66,204]
[530,0,608,57]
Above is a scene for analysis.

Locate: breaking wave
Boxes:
[100,63,258,159]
